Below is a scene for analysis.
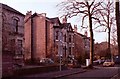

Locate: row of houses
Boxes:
[0,3,90,77]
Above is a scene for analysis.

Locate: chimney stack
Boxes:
[74,25,77,32]
[26,11,32,15]
[24,11,32,22]
[84,31,88,36]
[39,13,46,17]
[62,16,67,23]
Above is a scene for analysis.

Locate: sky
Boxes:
[0,0,108,43]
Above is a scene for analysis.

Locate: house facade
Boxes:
[73,26,90,63]
[24,12,60,62]
[0,3,25,77]
[25,12,47,61]
[53,18,74,63]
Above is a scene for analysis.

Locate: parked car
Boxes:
[93,59,104,65]
[103,61,115,67]
[67,59,81,68]
[114,55,120,64]
[39,58,54,65]
[93,60,100,65]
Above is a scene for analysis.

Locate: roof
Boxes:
[1,3,25,16]
[61,23,74,32]
[74,31,90,39]
[61,23,70,26]
[47,17,61,24]
[61,23,71,28]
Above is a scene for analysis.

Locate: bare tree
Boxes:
[93,0,115,60]
[57,0,103,68]
[111,26,117,45]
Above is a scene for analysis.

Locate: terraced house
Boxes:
[54,17,74,63]
[0,3,25,77]
[73,25,90,64]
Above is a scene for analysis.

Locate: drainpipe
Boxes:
[45,20,48,57]
[31,15,34,63]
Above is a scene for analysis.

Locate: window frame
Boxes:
[12,16,20,33]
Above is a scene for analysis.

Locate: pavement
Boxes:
[24,68,86,78]
[13,65,105,78]
[13,64,68,76]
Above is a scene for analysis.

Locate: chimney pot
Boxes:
[62,16,67,23]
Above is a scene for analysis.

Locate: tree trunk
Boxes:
[108,27,112,60]
[107,6,111,60]
[88,7,94,67]
[116,1,120,56]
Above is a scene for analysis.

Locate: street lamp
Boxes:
[58,40,63,71]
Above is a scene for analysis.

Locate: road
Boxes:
[56,66,120,79]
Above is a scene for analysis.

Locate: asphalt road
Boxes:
[57,66,120,79]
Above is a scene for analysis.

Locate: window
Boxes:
[10,39,15,54]
[17,39,23,55]
[56,31,59,40]
[69,47,71,55]
[64,46,66,56]
[69,35,71,42]
[18,40,22,47]
[13,19,18,32]
[55,45,58,55]
[64,34,66,42]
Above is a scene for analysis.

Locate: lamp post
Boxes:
[58,31,62,71]
[59,54,62,71]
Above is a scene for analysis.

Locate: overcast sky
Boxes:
[0,0,108,43]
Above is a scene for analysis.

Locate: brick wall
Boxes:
[2,53,14,77]
[33,15,46,59]
[0,3,2,78]
[1,3,24,77]
[73,32,85,58]
[24,13,56,60]
[24,13,32,60]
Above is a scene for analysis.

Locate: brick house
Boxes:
[0,3,25,77]
[73,25,90,63]
[24,12,91,64]
[24,12,75,63]
[24,12,60,62]
[73,30,85,59]
[53,17,74,63]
